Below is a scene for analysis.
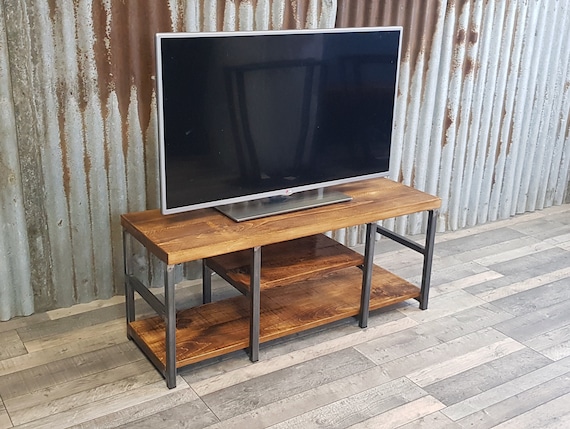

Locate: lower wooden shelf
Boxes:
[128,264,420,370]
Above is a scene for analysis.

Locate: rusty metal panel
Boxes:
[0,0,34,321]
[0,0,337,320]
[336,0,570,236]
[1,0,569,320]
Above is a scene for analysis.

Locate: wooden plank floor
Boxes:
[1,204,570,429]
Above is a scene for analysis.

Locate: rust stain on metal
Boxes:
[456,28,466,45]
[444,107,454,141]
[465,58,475,76]
[56,86,71,201]
[335,0,442,80]
[47,0,57,23]
[287,0,304,29]
[83,143,92,190]
[469,28,479,45]
[92,0,172,149]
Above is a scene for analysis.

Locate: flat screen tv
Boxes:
[156,26,402,221]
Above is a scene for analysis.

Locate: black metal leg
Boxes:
[420,209,438,310]
[123,230,135,331]
[249,246,261,362]
[164,264,177,388]
[202,260,212,304]
[359,223,377,328]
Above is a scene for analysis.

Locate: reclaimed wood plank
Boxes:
[206,234,364,292]
[121,178,441,265]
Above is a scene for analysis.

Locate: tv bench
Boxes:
[121,178,441,388]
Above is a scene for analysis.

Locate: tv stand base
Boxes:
[216,188,351,222]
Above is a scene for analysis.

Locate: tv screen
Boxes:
[156,27,402,220]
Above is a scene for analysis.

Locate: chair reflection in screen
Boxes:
[224,60,323,185]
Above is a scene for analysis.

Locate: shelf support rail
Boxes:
[202,261,213,304]
[123,230,135,327]
[375,209,439,310]
[164,264,177,388]
[249,246,261,362]
[359,222,377,328]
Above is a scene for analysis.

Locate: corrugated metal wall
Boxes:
[337,0,570,239]
[0,0,569,321]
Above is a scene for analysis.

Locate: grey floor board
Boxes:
[9,368,163,426]
[0,331,26,361]
[201,348,376,421]
[490,391,570,429]
[487,247,570,279]
[15,304,126,342]
[200,364,400,429]
[455,373,570,428]
[422,348,552,406]
[509,217,569,237]
[397,411,461,428]
[346,396,447,429]
[441,355,570,422]
[116,398,218,429]
[70,388,202,429]
[463,274,517,296]
[0,342,142,399]
[355,304,514,366]
[493,299,570,342]
[360,327,513,383]
[449,236,546,264]
[523,323,570,360]
[413,304,514,343]
[434,228,526,257]
[0,312,50,335]
[0,204,569,428]
[398,289,487,323]
[491,277,570,316]
[428,260,493,288]
[265,377,427,429]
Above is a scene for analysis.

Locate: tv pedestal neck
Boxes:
[121,178,441,388]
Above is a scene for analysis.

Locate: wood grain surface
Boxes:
[129,265,419,369]
[205,234,365,293]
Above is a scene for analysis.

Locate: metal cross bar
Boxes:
[376,209,438,310]
[359,222,377,328]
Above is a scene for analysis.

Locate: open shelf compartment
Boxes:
[205,234,365,293]
[128,264,420,370]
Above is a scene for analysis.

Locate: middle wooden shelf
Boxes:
[205,233,365,294]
